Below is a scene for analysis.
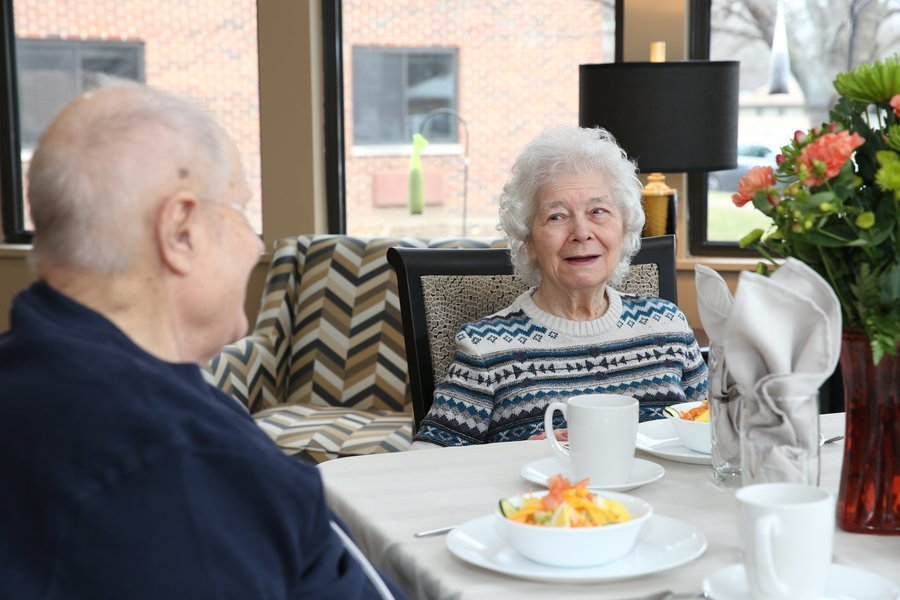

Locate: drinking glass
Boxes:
[740,391,819,486]
[708,348,743,487]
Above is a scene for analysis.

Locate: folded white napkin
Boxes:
[694,265,741,472]
[723,259,842,394]
[694,264,733,344]
[721,258,842,484]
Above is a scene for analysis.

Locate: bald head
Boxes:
[28,84,230,274]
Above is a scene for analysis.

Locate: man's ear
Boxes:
[156,193,201,275]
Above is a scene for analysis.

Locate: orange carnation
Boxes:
[732,166,776,207]
[795,130,864,186]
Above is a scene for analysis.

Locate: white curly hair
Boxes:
[497,125,645,287]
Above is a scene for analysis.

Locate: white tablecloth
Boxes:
[318,413,900,599]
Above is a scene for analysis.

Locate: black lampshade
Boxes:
[579,61,740,172]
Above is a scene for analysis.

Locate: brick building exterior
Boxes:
[343,0,606,238]
[14,0,607,239]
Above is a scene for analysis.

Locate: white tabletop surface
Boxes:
[318,413,900,599]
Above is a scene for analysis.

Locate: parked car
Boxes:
[708,143,779,191]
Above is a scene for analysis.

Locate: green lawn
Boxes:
[705,191,774,242]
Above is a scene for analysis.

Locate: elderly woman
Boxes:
[411,126,708,448]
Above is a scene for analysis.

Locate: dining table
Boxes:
[317,412,900,599]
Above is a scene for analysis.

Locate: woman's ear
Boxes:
[156,193,200,275]
[525,237,537,262]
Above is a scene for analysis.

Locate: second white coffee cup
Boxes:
[543,394,638,485]
[736,483,835,600]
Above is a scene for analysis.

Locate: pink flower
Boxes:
[794,130,808,145]
[795,131,864,186]
[891,95,900,118]
[776,154,786,166]
[732,166,776,207]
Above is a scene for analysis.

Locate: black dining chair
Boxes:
[387,234,678,432]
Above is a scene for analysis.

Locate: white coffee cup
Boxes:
[543,394,638,485]
[736,483,835,600]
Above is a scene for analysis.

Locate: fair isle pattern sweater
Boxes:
[414,288,708,447]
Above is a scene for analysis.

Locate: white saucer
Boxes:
[446,513,706,583]
[703,563,900,600]
[521,456,665,492]
[636,419,712,465]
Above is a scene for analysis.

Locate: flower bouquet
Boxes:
[733,55,900,535]
[732,55,899,364]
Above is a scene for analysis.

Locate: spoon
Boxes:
[414,525,456,538]
[636,432,682,449]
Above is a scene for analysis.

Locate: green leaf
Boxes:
[873,342,885,364]
[802,227,859,247]
[788,237,824,263]
[879,263,900,302]
[750,192,775,216]
[886,125,900,152]
[805,191,839,206]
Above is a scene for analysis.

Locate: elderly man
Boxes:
[0,85,402,599]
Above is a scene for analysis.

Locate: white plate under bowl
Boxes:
[520,457,665,492]
[703,563,900,600]
[446,513,707,583]
[636,419,712,465]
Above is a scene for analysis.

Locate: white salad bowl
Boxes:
[667,400,712,454]
[494,489,652,567]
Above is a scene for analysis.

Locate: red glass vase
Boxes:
[836,329,900,534]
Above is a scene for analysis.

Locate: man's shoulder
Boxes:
[0,321,296,509]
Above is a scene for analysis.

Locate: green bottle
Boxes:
[408,133,429,214]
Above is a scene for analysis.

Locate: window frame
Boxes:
[322,0,345,234]
[687,0,765,257]
[15,38,145,154]
[0,1,27,244]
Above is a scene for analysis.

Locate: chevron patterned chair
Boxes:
[203,234,506,462]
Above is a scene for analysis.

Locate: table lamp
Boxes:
[579,50,739,237]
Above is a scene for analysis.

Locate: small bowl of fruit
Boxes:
[664,400,711,454]
[495,475,652,567]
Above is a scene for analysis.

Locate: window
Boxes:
[16,40,144,154]
[327,0,618,238]
[352,47,458,145]
[688,0,900,255]
[0,1,262,243]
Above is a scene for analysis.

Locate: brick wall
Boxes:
[342,0,606,238]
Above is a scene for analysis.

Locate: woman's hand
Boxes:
[528,428,568,441]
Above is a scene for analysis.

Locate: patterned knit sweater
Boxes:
[413,287,708,447]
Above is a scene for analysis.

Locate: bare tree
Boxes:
[712,0,900,124]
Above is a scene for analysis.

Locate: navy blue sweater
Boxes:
[0,282,402,599]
